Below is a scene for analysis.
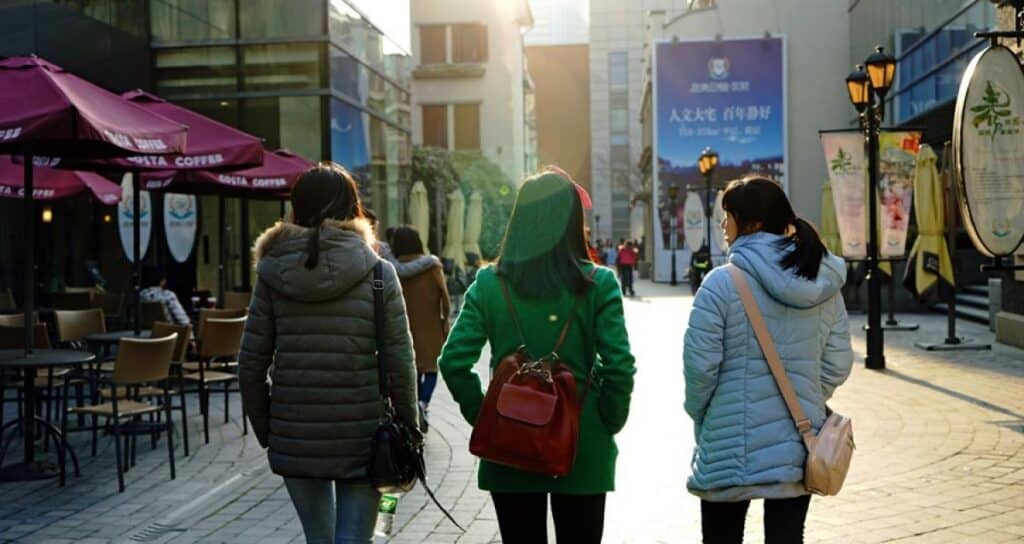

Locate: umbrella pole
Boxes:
[23,153,34,356]
[881,261,919,330]
[240,198,250,291]
[218,196,225,305]
[132,171,142,335]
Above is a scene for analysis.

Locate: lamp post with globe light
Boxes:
[845,45,896,370]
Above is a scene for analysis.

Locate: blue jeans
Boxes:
[283,478,380,544]
[418,372,438,405]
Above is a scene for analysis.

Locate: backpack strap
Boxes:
[726,265,816,451]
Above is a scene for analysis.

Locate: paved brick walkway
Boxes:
[1,279,1023,543]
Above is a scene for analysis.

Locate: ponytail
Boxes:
[779,217,827,281]
[305,225,321,269]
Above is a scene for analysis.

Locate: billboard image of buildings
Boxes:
[652,37,786,282]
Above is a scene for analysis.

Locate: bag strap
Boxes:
[374,262,464,532]
[497,266,599,357]
[372,261,389,401]
[726,265,816,450]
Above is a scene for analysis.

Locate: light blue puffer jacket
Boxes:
[684,232,854,501]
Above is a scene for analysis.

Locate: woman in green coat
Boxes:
[438,168,636,544]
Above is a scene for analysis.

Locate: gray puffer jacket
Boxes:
[239,217,418,480]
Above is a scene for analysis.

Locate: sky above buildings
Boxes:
[527,0,590,45]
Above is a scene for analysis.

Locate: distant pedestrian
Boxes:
[616,241,638,296]
[391,225,450,432]
[683,176,853,544]
[603,241,618,269]
[239,163,418,544]
[438,167,636,544]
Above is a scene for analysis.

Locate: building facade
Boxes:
[410,0,536,184]
[637,0,849,280]
[525,44,591,194]
[589,0,694,243]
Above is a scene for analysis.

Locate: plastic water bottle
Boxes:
[374,493,400,537]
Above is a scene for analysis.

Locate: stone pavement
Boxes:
[1,278,1023,543]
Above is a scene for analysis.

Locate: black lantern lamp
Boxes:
[845,64,870,113]
[865,46,896,97]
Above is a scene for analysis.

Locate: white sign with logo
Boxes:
[683,191,706,253]
[953,44,1024,257]
[118,173,152,262]
[164,193,198,263]
[712,190,727,254]
[821,131,868,259]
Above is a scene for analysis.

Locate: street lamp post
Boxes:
[698,147,719,263]
[846,45,897,370]
[667,185,679,285]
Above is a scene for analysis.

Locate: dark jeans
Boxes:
[418,372,438,405]
[491,492,606,544]
[701,495,811,544]
[617,265,635,295]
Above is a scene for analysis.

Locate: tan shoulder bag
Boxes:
[727,265,855,496]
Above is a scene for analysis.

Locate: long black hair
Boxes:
[497,170,592,298]
[722,176,826,280]
[391,226,425,258]
[290,162,363,269]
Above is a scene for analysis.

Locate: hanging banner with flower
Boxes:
[953,44,1024,258]
[877,130,921,258]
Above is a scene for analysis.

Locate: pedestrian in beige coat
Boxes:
[390,226,450,430]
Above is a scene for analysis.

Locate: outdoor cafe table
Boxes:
[0,349,95,481]
[86,330,151,359]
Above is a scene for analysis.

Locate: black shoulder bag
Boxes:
[367,261,464,531]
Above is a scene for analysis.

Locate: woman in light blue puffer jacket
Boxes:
[684,177,853,544]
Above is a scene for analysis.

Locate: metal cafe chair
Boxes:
[51,291,94,311]
[182,317,247,444]
[100,322,193,457]
[61,333,179,492]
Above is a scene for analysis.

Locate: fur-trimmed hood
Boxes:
[252,218,379,302]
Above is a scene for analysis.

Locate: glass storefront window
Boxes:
[154,47,238,97]
[239,0,323,39]
[175,99,240,128]
[330,99,371,184]
[242,43,324,92]
[243,96,322,160]
[330,46,368,103]
[150,0,236,42]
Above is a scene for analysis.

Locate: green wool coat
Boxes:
[438,264,636,494]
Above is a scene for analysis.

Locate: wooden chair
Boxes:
[54,309,106,349]
[196,308,247,340]
[183,317,247,444]
[0,323,51,434]
[222,291,252,311]
[101,322,193,457]
[0,313,39,327]
[62,333,179,491]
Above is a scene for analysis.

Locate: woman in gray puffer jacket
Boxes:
[239,163,418,544]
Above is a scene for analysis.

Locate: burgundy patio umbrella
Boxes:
[0,55,187,354]
[45,89,265,332]
[141,149,314,298]
[0,156,121,204]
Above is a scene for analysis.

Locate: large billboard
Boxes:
[652,37,786,282]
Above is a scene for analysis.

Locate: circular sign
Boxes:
[953,45,1024,257]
